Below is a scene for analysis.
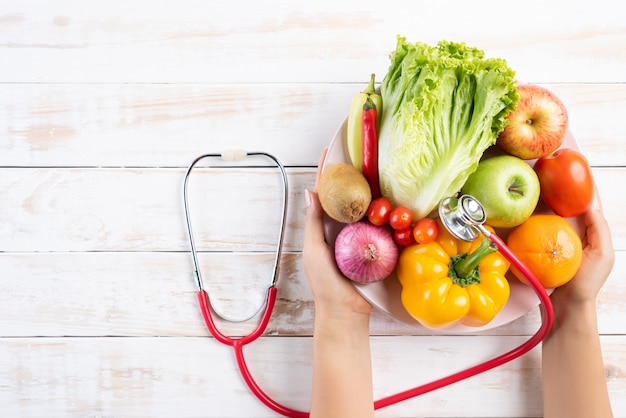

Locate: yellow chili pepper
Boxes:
[347,73,382,173]
[397,220,510,329]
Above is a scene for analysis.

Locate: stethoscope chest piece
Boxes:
[439,194,487,242]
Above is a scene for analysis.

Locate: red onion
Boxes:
[334,221,399,283]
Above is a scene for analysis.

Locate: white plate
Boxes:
[323,118,583,333]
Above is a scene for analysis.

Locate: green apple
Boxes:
[461,155,540,228]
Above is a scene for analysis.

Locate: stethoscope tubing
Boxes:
[373,231,554,409]
[196,287,277,347]
[184,151,306,417]
[199,287,309,418]
[184,152,555,418]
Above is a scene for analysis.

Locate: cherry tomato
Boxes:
[389,206,413,230]
[533,148,594,218]
[394,226,416,247]
[412,218,439,244]
[367,197,392,226]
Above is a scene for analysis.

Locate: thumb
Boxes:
[304,189,327,246]
[303,147,330,247]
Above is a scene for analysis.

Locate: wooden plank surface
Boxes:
[1,83,625,167]
[1,1,625,417]
[0,336,624,418]
[1,1,625,84]
[0,250,624,338]
[1,168,624,252]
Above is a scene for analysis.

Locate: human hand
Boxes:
[550,185,615,310]
[541,186,615,418]
[302,148,372,317]
[305,151,375,418]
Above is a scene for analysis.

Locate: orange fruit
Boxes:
[506,214,582,289]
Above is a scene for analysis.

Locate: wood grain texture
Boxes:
[0,336,623,417]
[1,1,624,83]
[0,168,624,253]
[1,83,625,167]
[0,250,624,338]
[1,1,625,416]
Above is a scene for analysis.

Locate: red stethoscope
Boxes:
[183,152,554,418]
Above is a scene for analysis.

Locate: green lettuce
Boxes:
[378,37,519,219]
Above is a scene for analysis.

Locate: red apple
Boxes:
[497,84,568,160]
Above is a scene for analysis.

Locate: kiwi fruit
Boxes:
[317,163,372,223]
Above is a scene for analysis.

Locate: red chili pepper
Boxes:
[362,97,381,198]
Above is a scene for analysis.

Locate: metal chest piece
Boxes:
[438,194,487,242]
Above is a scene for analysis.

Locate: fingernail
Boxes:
[304,189,312,207]
[591,196,601,211]
[591,196,602,210]
[591,185,601,211]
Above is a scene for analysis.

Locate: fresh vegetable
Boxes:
[397,221,511,329]
[388,206,412,230]
[533,148,594,218]
[367,197,393,226]
[378,37,519,219]
[318,163,372,224]
[393,226,416,247]
[507,214,582,288]
[334,221,399,283]
[347,73,383,173]
[412,218,439,244]
[361,97,381,198]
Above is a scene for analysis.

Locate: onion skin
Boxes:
[334,221,399,283]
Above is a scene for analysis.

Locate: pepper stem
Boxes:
[363,96,376,112]
[362,73,376,95]
[448,238,497,287]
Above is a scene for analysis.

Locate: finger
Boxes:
[314,147,328,191]
[583,188,614,255]
[303,190,327,247]
[304,148,330,247]
[591,182,604,211]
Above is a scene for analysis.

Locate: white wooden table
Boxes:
[1,1,624,417]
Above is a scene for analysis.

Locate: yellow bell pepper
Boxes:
[397,220,510,329]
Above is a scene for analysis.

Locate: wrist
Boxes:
[313,291,373,319]
[314,308,371,329]
[314,308,371,343]
[548,298,599,338]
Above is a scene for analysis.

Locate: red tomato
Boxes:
[394,226,416,247]
[533,148,594,218]
[412,218,439,244]
[367,197,392,226]
[389,206,413,230]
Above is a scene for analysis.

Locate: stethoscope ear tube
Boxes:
[184,151,309,417]
[183,151,288,321]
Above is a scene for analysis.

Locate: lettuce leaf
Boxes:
[378,37,519,219]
